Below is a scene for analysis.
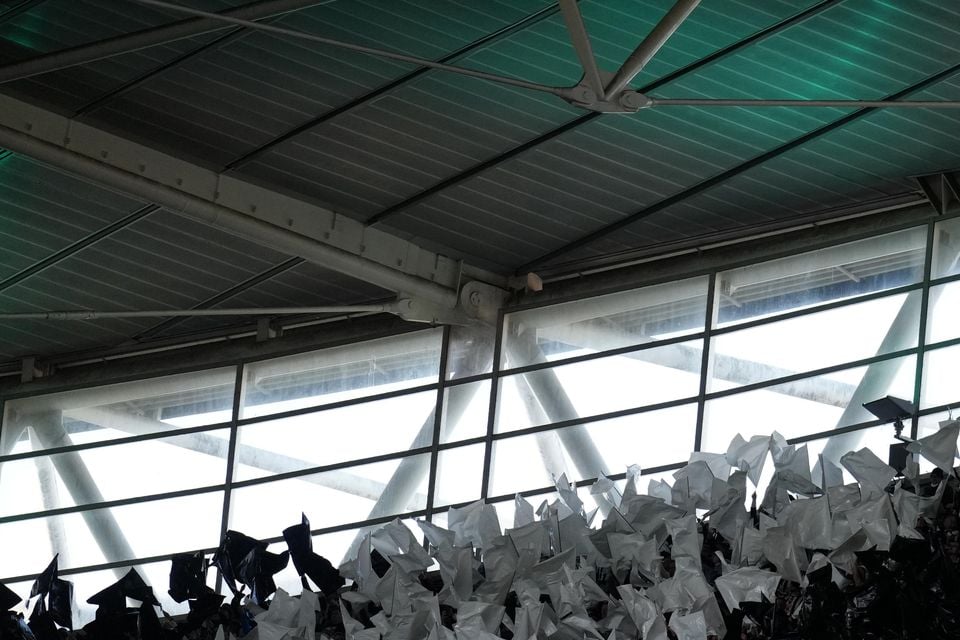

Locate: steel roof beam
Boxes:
[0,94,471,311]
[364,0,847,228]
[0,0,329,84]
[525,60,960,270]
[602,0,700,100]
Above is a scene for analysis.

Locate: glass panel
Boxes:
[434,443,484,508]
[701,355,916,453]
[1,367,236,454]
[0,492,223,578]
[501,276,708,369]
[710,293,918,392]
[489,403,698,497]
[441,380,490,444]
[496,340,702,434]
[0,428,229,518]
[241,330,442,419]
[234,392,436,481]
[717,227,926,328]
[927,280,960,345]
[229,454,429,540]
[933,217,960,278]
[446,324,495,379]
[921,343,960,409]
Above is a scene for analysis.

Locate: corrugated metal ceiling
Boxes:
[0,0,958,362]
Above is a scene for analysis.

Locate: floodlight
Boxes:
[863,395,916,473]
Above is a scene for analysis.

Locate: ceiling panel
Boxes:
[385,0,960,270]
[82,0,553,170]
[1,0,959,364]
[0,0,248,114]
[0,154,147,282]
[0,208,294,359]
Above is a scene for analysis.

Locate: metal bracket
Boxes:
[559,72,652,113]
[459,280,510,325]
[914,170,960,215]
[20,356,49,383]
[256,318,282,342]
[394,280,509,326]
[393,297,472,326]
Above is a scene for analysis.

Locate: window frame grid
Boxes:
[4,217,960,587]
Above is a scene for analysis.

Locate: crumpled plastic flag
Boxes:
[843,493,897,551]
[434,543,474,605]
[0,582,21,612]
[507,520,549,559]
[514,494,535,528]
[805,552,849,590]
[647,478,673,503]
[669,610,706,640]
[511,603,545,640]
[647,558,711,613]
[419,519,456,551]
[88,567,159,613]
[472,536,517,604]
[372,518,432,569]
[892,478,946,538]
[589,473,616,497]
[762,527,803,583]
[554,473,585,517]
[828,528,872,575]
[714,566,780,611]
[734,524,764,566]
[813,453,844,490]
[777,495,833,550]
[455,601,504,635]
[607,532,658,577]
[27,555,74,632]
[253,588,321,640]
[671,461,715,510]
[907,420,960,472]
[689,451,731,481]
[622,464,643,500]
[169,552,212,603]
[726,434,772,485]
[283,513,346,594]
[691,594,726,639]
[447,500,501,549]
[664,515,701,561]
[617,585,665,639]
[840,447,895,499]
[212,530,288,605]
[772,444,818,494]
[620,495,684,541]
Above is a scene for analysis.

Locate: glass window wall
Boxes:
[4,217,960,598]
